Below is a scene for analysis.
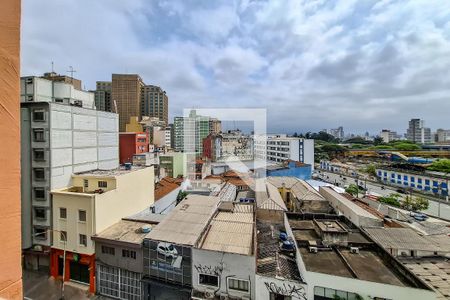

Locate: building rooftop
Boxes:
[399,257,450,300]
[255,180,287,211]
[145,195,220,246]
[198,204,254,255]
[363,227,450,253]
[256,220,304,282]
[74,165,149,177]
[288,216,413,287]
[155,177,180,201]
[123,207,166,224]
[92,220,152,245]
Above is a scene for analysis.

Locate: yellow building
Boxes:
[50,166,154,291]
[125,116,144,132]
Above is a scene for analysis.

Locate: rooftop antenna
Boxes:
[67,66,77,83]
[51,61,54,73]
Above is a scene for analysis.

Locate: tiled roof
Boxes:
[154,177,180,201]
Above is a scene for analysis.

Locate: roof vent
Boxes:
[140,225,152,233]
[350,247,359,254]
[309,246,318,253]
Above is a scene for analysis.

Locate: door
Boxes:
[69,260,90,284]
[58,257,64,276]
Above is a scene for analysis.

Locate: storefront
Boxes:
[50,248,95,293]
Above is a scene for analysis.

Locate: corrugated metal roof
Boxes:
[146,195,220,246]
[364,227,450,252]
[200,204,254,255]
[267,176,325,201]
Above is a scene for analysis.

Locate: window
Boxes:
[33,168,45,181]
[83,179,88,188]
[34,188,45,200]
[33,129,45,142]
[98,181,107,188]
[60,207,67,219]
[101,245,115,255]
[34,227,47,240]
[122,249,136,259]
[78,210,86,222]
[34,207,46,220]
[228,278,249,292]
[79,234,87,246]
[33,148,45,161]
[269,293,291,300]
[60,231,67,242]
[199,274,218,287]
[32,109,45,121]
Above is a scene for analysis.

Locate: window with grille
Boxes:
[228,278,249,292]
[32,109,45,121]
[122,249,136,259]
[79,234,87,246]
[60,231,67,242]
[60,207,67,219]
[33,129,45,142]
[98,181,107,188]
[102,246,115,255]
[78,210,86,222]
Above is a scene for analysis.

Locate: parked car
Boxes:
[411,212,429,221]
[396,188,406,194]
[157,242,178,259]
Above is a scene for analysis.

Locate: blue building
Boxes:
[376,167,449,197]
[266,160,312,180]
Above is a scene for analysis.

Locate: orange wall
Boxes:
[0,0,22,299]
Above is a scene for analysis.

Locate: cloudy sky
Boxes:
[22,0,450,135]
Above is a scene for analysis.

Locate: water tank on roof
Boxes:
[281,240,295,251]
[279,232,288,241]
[124,162,132,170]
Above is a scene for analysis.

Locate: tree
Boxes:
[393,142,421,151]
[345,184,360,197]
[427,159,450,173]
[365,164,377,177]
[176,190,188,205]
[373,136,384,146]
[378,193,401,207]
[402,195,429,211]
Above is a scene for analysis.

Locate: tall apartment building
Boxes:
[94,81,112,112]
[50,166,154,292]
[174,110,209,154]
[406,118,431,144]
[325,126,344,139]
[112,74,144,132]
[435,128,450,143]
[0,1,22,297]
[380,129,398,143]
[254,134,315,168]
[20,76,119,271]
[209,118,222,134]
[141,85,169,126]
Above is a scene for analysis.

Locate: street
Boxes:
[316,169,450,221]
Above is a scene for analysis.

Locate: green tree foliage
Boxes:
[365,164,377,177]
[344,137,371,144]
[378,193,401,207]
[345,184,360,197]
[176,190,188,205]
[427,159,450,173]
[373,136,384,145]
[392,142,421,151]
[402,195,429,211]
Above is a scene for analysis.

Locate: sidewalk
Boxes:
[23,270,100,300]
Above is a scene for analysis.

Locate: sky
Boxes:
[21,0,450,135]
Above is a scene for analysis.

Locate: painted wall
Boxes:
[95,166,154,233]
[192,248,256,299]
[306,271,435,300]
[255,275,307,300]
[0,0,22,297]
[95,241,144,274]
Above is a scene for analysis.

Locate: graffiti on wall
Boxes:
[194,263,223,276]
[264,281,307,300]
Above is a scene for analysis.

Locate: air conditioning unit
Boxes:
[27,95,34,101]
[309,246,318,253]
[350,247,360,254]
[400,251,408,257]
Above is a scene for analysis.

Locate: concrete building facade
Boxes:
[21,98,119,270]
[141,85,169,126]
[50,166,154,292]
[174,111,210,154]
[0,0,23,297]
[255,135,315,168]
[119,132,149,164]
[407,118,431,144]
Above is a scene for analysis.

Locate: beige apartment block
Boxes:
[112,74,144,132]
[51,166,154,255]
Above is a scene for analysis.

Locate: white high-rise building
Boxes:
[254,134,314,168]
[20,76,119,270]
[380,129,398,143]
[406,119,431,144]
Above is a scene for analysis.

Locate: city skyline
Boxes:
[21,0,450,133]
